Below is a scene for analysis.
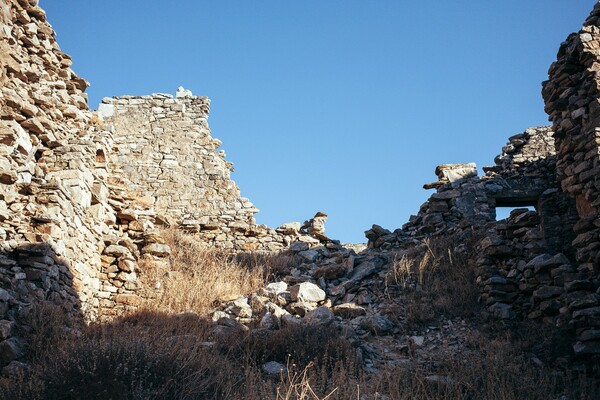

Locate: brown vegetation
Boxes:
[1,230,598,399]
[385,235,481,326]
[139,228,298,314]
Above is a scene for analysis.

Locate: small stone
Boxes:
[304,306,335,326]
[573,341,600,355]
[262,282,287,297]
[526,253,569,273]
[1,361,30,378]
[332,303,366,318]
[290,282,326,303]
[410,335,425,347]
[0,289,10,302]
[97,103,115,118]
[103,245,132,259]
[580,330,600,342]
[259,312,279,330]
[533,286,563,300]
[281,314,302,327]
[0,339,22,365]
[212,311,229,322]
[313,264,347,280]
[288,302,316,317]
[0,321,14,340]
[290,241,309,252]
[226,298,252,319]
[117,258,136,272]
[262,361,287,375]
[360,315,393,335]
[298,250,319,263]
[176,86,193,98]
[277,222,301,235]
[142,243,171,257]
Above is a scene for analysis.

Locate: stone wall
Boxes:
[365,123,593,356]
[0,0,178,370]
[366,126,574,252]
[369,2,600,359]
[0,0,322,371]
[0,0,98,321]
[542,1,600,356]
[100,90,257,232]
[3,0,600,375]
[98,89,317,252]
[476,209,576,324]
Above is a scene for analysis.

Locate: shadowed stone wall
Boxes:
[543,1,600,357]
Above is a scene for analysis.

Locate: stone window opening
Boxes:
[95,149,106,164]
[494,205,536,221]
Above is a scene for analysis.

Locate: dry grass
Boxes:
[3,303,597,399]
[0,305,363,400]
[2,230,599,399]
[139,228,298,314]
[385,235,481,325]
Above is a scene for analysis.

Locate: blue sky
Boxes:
[43,1,596,243]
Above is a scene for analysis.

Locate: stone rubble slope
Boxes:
[203,234,488,377]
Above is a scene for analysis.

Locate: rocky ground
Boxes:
[205,235,571,384]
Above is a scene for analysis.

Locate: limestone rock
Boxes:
[360,315,393,335]
[304,306,335,326]
[289,282,326,303]
[142,243,171,257]
[262,361,287,375]
[332,303,366,318]
[0,338,22,365]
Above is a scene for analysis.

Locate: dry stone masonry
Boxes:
[100,90,257,237]
[0,0,176,338]
[367,126,575,251]
[0,0,328,372]
[365,121,594,359]
[3,0,600,377]
[99,88,319,252]
[363,1,600,360]
[542,2,600,357]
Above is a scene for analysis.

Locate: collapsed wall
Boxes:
[365,122,596,356]
[364,14,600,352]
[3,0,600,377]
[367,126,576,253]
[364,1,600,363]
[98,89,320,252]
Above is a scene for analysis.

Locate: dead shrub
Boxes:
[2,311,251,400]
[230,324,360,373]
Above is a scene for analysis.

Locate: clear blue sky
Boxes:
[43,1,596,243]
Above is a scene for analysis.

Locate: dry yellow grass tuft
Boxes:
[139,228,298,314]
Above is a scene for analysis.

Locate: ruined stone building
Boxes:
[366,6,600,355]
[1,0,600,372]
[0,0,320,366]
